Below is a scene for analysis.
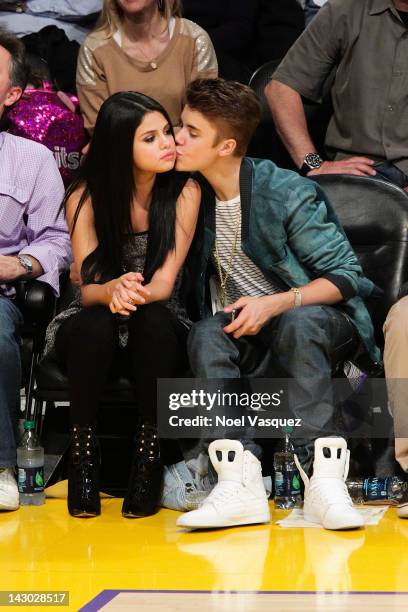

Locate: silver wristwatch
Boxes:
[17,255,33,275]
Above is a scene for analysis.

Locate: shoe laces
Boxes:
[309,477,354,508]
[204,480,241,507]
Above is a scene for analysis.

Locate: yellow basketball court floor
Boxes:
[2,498,408,611]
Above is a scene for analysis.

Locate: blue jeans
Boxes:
[0,295,23,467]
[188,306,359,469]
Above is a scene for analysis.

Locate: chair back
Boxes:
[248,60,292,167]
[14,280,56,336]
[248,60,333,167]
[312,174,408,344]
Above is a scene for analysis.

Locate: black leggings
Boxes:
[55,303,188,430]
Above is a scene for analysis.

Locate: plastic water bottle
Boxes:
[347,477,407,504]
[274,427,302,509]
[17,420,45,506]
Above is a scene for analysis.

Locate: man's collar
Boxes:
[369,0,396,15]
[0,131,5,152]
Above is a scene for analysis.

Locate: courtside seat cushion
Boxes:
[312,174,408,344]
[35,357,137,402]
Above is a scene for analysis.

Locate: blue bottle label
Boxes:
[363,477,389,501]
[18,467,44,494]
[275,469,301,498]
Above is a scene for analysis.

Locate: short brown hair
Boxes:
[0,29,28,90]
[185,78,261,157]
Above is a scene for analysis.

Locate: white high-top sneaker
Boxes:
[0,468,19,511]
[176,440,271,529]
[398,502,408,518]
[295,438,364,530]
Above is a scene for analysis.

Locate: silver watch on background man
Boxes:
[300,152,323,176]
[17,255,33,276]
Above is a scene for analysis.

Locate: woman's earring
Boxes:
[157,0,164,12]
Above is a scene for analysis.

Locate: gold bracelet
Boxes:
[290,287,302,308]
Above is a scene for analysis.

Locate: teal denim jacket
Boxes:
[193,157,381,364]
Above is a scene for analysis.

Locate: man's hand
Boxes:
[0,255,26,282]
[308,157,376,177]
[223,293,293,339]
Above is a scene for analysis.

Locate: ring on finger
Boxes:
[127,298,135,305]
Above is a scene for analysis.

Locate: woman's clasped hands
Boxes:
[108,272,151,315]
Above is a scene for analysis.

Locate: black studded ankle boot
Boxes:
[122,423,163,518]
[68,425,101,518]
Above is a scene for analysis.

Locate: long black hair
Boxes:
[65,91,188,284]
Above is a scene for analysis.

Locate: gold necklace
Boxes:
[214,207,241,308]
[124,20,169,70]
[132,43,160,69]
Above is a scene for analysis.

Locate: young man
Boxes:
[174,78,380,531]
[0,30,71,511]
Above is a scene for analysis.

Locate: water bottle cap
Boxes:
[282,425,293,434]
[24,420,35,430]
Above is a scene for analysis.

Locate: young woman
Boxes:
[46,91,200,518]
[76,0,218,133]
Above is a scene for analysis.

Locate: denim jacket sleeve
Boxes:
[284,178,363,299]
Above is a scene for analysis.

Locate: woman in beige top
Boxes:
[77,0,218,133]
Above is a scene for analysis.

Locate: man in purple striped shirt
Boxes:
[0,30,71,510]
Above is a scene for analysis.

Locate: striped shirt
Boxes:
[211,196,281,305]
